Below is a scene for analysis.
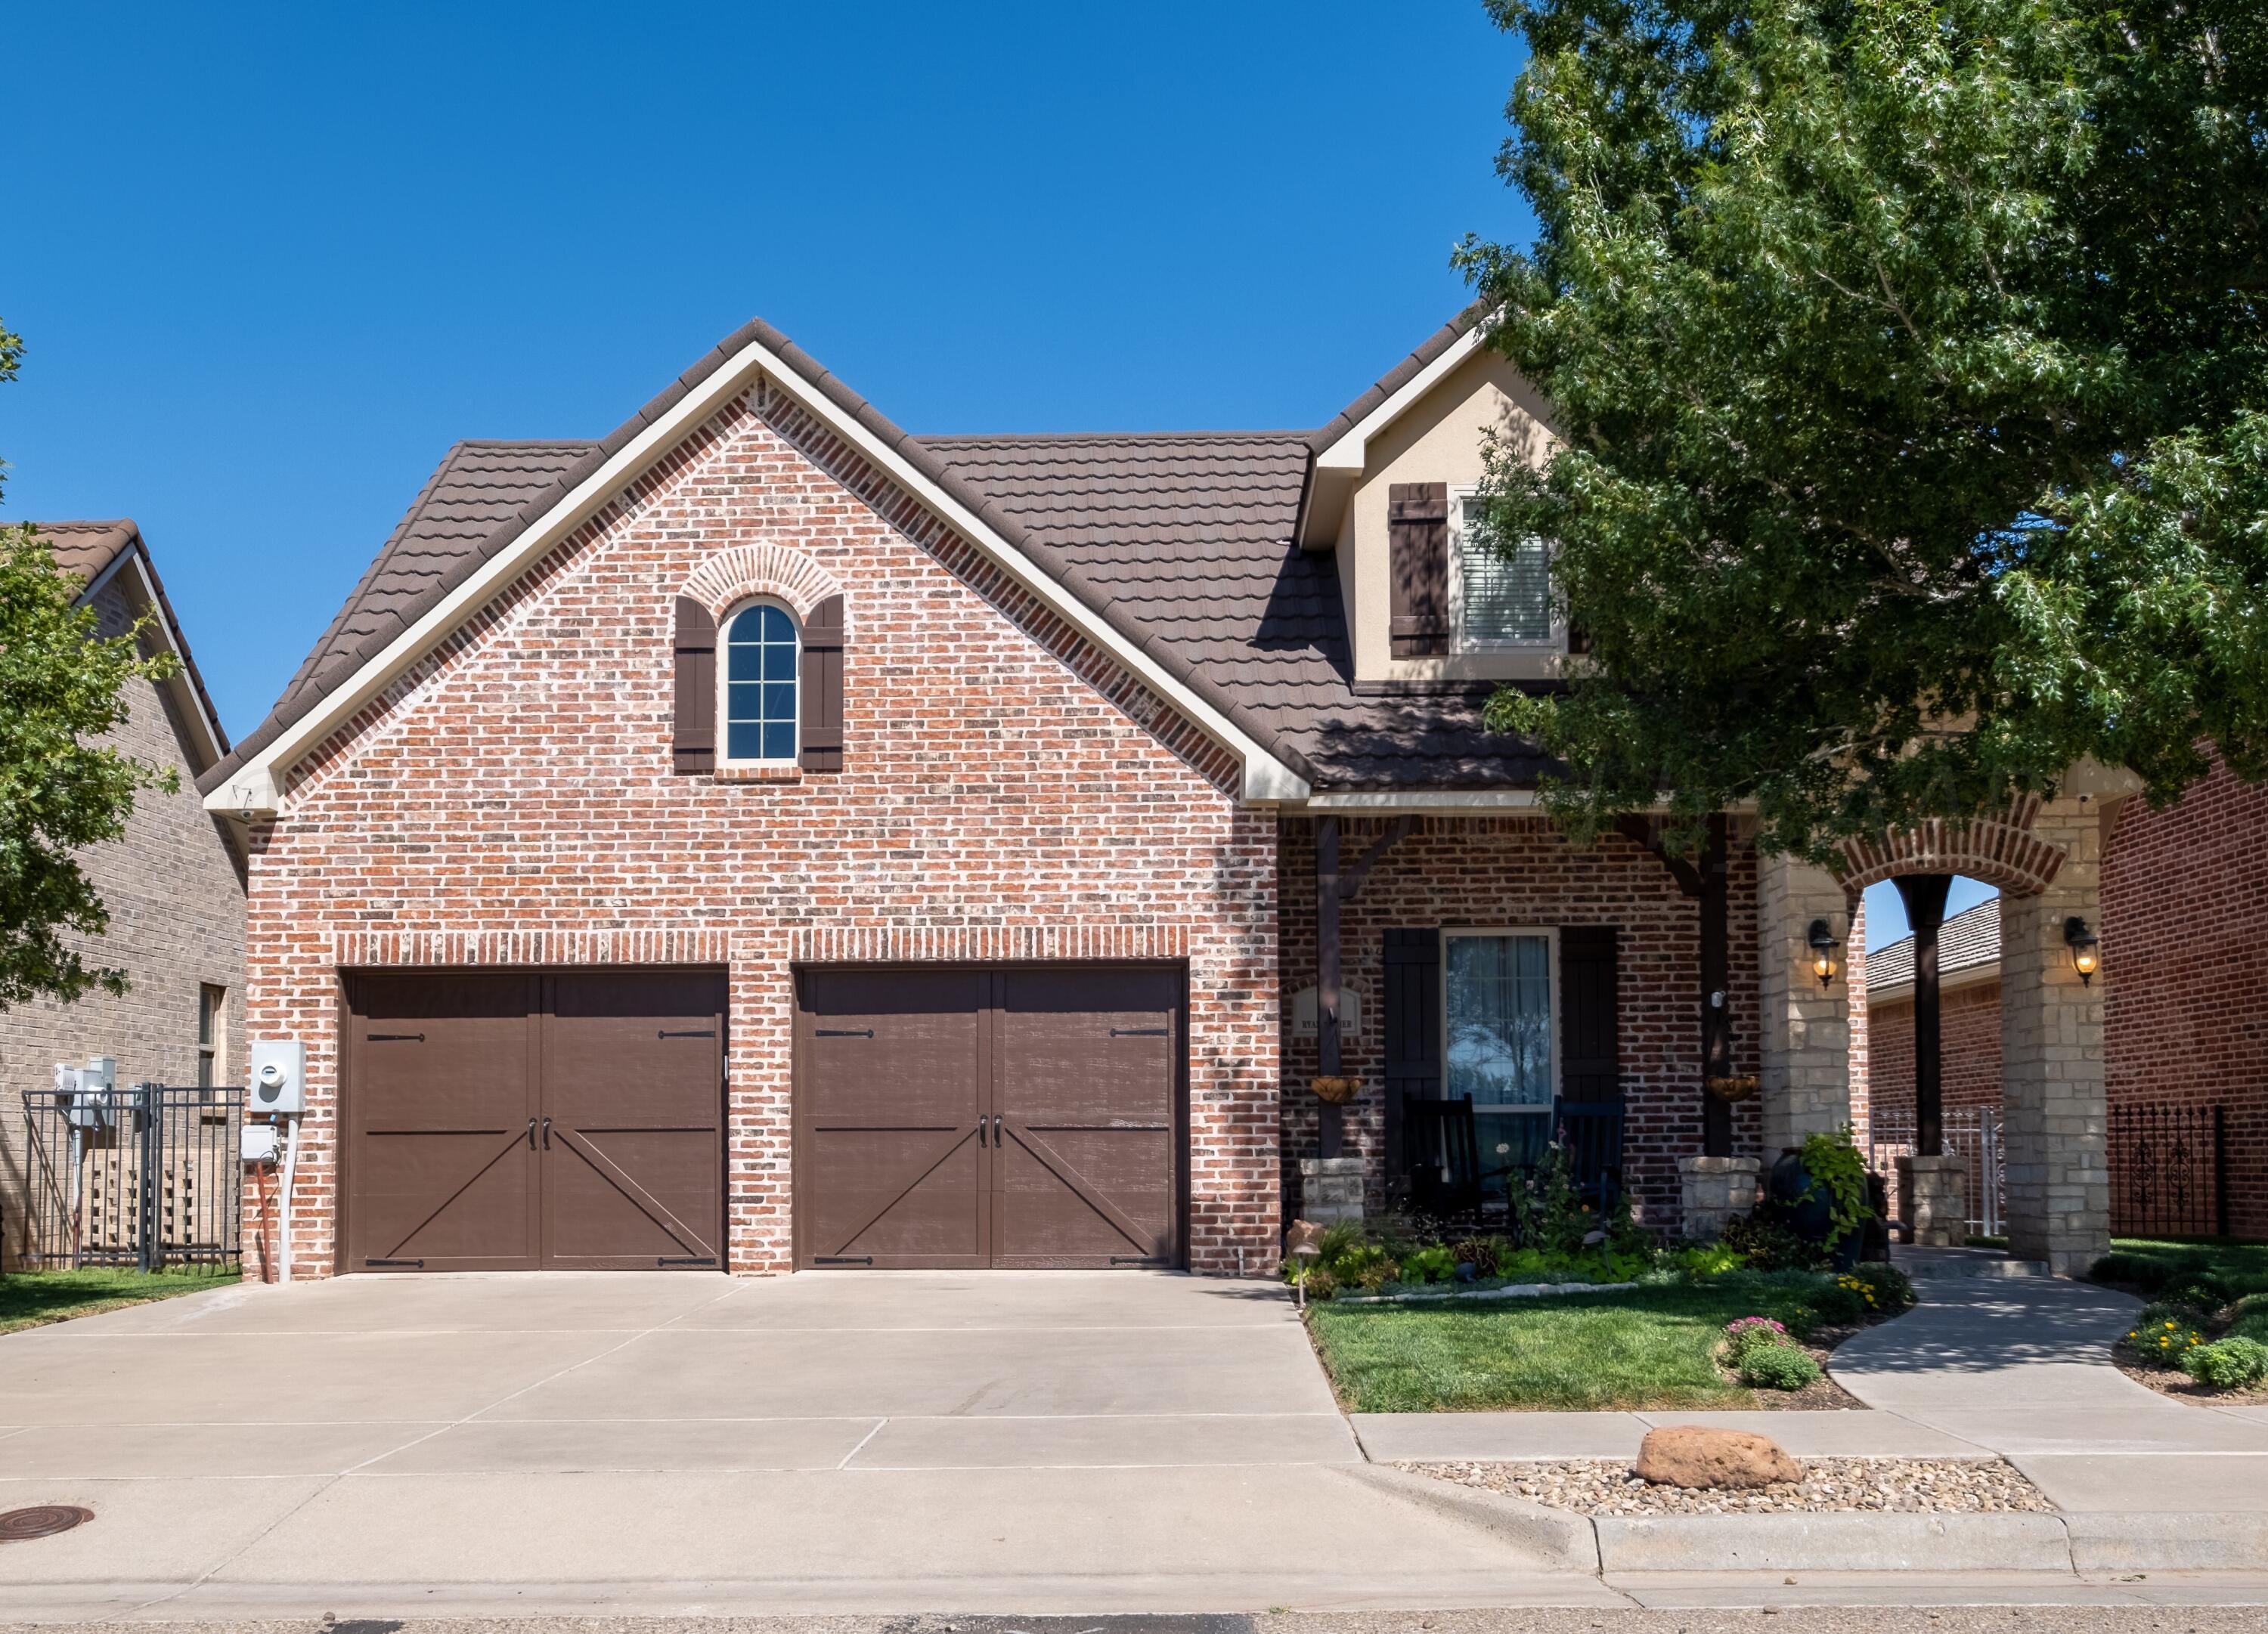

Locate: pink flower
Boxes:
[1725,1316,1789,1339]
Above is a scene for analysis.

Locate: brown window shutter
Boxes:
[672,596,717,775]
[799,594,845,772]
[1558,926,1621,1104]
[1389,481,1450,657]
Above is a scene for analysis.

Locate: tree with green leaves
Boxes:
[1458,0,2268,859]
[0,318,181,1007]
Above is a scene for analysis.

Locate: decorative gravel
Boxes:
[1405,1457,2054,1516]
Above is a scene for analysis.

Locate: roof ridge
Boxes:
[920,430,1312,446]
[451,438,604,450]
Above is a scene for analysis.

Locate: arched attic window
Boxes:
[723,600,800,764]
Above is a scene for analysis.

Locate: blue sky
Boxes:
[2,3,1529,739]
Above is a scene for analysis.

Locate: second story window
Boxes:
[1451,491,1556,649]
[723,602,800,764]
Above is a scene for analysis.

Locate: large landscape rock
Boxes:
[1634,1425,1802,1489]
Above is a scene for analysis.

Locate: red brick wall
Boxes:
[1862,979,2004,1126]
[240,380,1281,1277]
[1276,817,1761,1235]
[2104,761,2268,1240]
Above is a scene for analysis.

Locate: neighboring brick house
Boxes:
[1857,898,2006,1134]
[200,310,2033,1280]
[0,522,246,1266]
[1851,765,2268,1240]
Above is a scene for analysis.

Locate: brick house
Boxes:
[0,522,246,1266]
[198,312,2118,1278]
[1854,766,2268,1241]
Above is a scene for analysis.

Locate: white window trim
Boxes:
[1441,925,1562,1122]
[718,596,801,768]
[1447,485,1565,655]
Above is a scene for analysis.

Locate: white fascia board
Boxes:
[206,333,1308,816]
[1311,326,1486,475]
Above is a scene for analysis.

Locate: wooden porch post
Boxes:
[1893,872,1954,1158]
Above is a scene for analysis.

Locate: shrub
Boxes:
[1845,1261,1916,1313]
[1678,1242,1746,1279]
[2137,1298,2214,1330]
[1720,1211,1826,1272]
[2092,1251,2177,1292]
[2182,1337,2268,1391]
[1298,1268,1339,1302]
[1724,1316,1794,1363]
[2167,1278,2232,1312]
[1451,1236,1509,1277]
[1798,1125,1874,1239]
[1804,1279,1870,1326]
[1740,1344,1823,1391]
[2125,1314,2209,1367]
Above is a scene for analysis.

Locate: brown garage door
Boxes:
[793,964,1182,1269]
[344,969,726,1272]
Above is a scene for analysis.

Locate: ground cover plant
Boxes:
[0,1267,219,1335]
[2097,1239,2268,1393]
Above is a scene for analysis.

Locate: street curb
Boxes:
[2065,1512,2268,1573]
[1337,1464,1602,1573]
[1591,1511,2071,1574]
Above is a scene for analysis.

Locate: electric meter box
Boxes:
[248,1038,305,1116]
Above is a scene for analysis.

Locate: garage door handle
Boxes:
[541,1116,553,1149]
[975,1118,986,1148]
[992,1114,1003,1143]
[525,1117,538,1150]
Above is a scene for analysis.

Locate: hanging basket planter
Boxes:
[1706,1074,1761,1104]
[1310,1075,1364,1104]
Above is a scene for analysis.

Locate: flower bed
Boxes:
[2095,1240,2268,1401]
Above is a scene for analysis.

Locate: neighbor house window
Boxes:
[722,602,799,763]
[1443,930,1557,1170]
[197,984,227,1091]
[1450,490,1556,649]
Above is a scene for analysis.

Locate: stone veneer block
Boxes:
[1299,1157,1367,1226]
[1678,1155,1761,1241]
[1757,855,1855,1155]
[1898,1152,1968,1248]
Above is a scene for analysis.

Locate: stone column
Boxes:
[1297,1157,1366,1227]
[1757,854,1855,1157]
[2001,797,2112,1273]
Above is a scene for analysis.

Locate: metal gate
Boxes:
[1866,1104,2004,1239]
[2109,1102,2229,1238]
[16,1085,243,1270]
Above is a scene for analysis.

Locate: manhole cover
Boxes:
[0,1506,94,1541]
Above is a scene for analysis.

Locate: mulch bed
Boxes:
[1407,1456,2053,1517]
[2112,1359,2268,1406]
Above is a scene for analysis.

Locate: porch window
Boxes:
[1451,491,1556,648]
[1444,930,1556,1168]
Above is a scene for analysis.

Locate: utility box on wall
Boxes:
[248,1038,305,1116]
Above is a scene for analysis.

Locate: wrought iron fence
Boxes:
[2108,1102,2229,1239]
[1865,1104,2004,1239]
[15,1085,243,1270]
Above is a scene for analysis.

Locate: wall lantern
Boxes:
[1806,918,1842,991]
[2063,916,2101,985]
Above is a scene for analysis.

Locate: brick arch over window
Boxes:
[1836,794,2065,896]
[679,543,848,636]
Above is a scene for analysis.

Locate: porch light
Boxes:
[2064,916,2101,985]
[1807,918,1842,991]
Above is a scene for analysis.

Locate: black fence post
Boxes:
[137,1085,156,1273]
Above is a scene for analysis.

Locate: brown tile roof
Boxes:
[1303,305,1486,456]
[1865,896,2001,995]
[206,314,1544,796]
[24,519,231,770]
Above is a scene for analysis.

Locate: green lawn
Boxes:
[1306,1271,1850,1413]
[2092,1238,2268,1301]
[0,1267,228,1335]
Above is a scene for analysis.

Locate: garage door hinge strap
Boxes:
[658,1255,719,1266]
[815,1255,875,1264]
[1110,1255,1170,1265]
[366,1258,426,1267]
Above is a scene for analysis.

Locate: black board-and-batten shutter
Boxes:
[1558,926,1622,1105]
[1381,928,1443,1188]
[672,597,717,775]
[1388,481,1450,658]
[799,594,845,772]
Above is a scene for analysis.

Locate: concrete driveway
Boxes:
[0,1271,1599,1619]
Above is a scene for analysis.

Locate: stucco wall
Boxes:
[241,380,1282,1278]
[0,577,246,1266]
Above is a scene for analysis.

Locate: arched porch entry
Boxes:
[1752,794,2114,1273]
